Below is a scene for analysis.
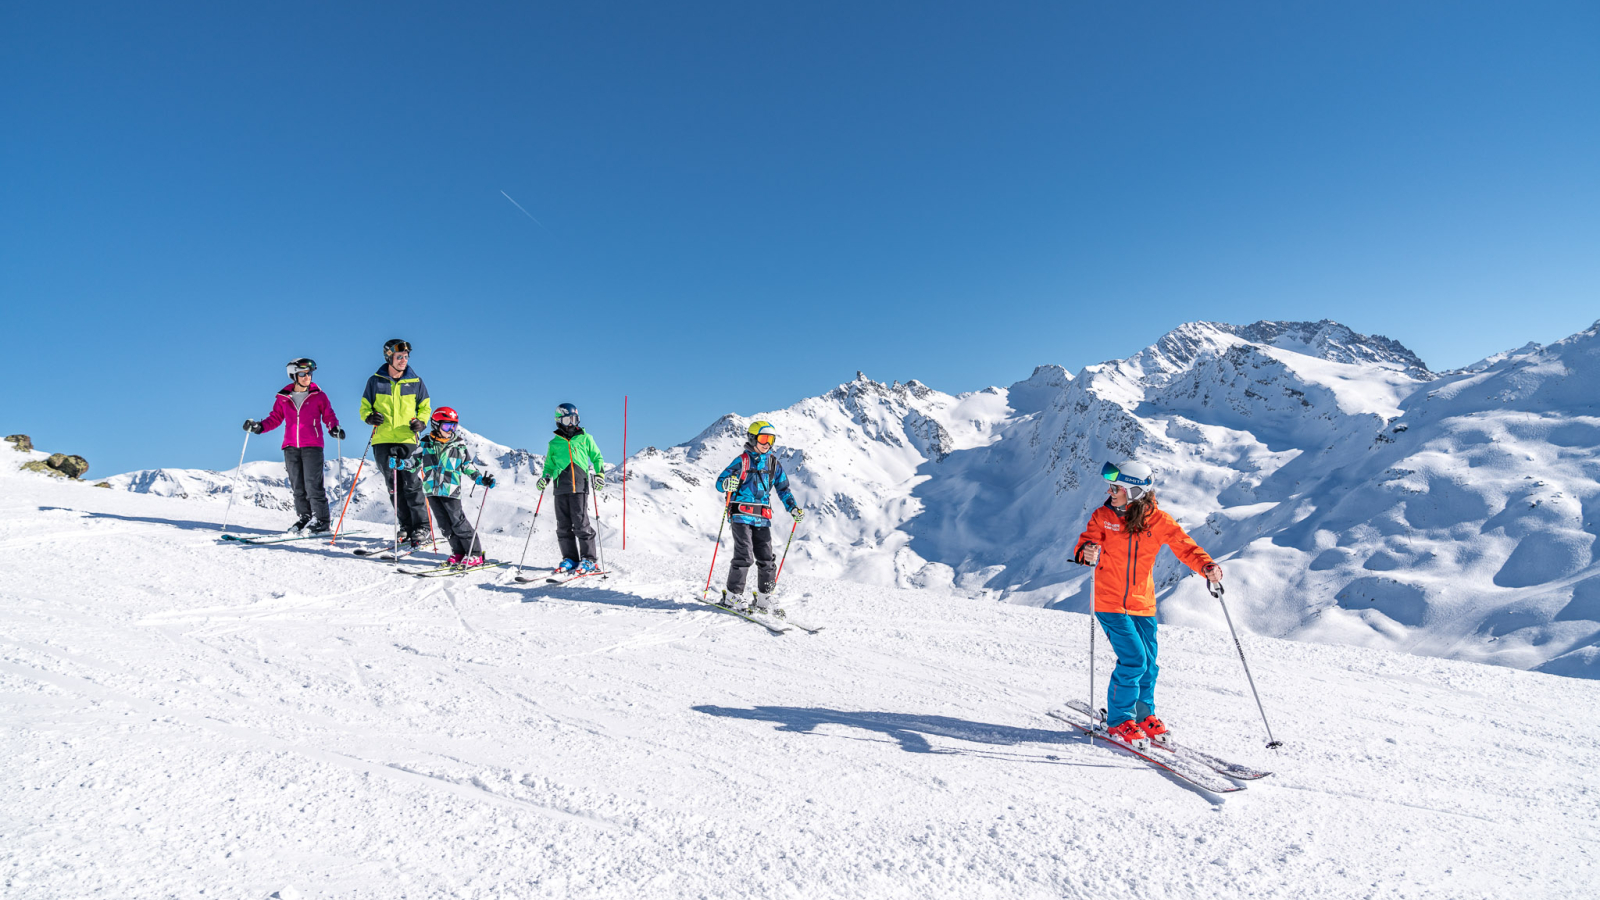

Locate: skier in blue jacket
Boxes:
[715,421,804,611]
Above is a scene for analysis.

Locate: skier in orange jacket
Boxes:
[1074,460,1223,750]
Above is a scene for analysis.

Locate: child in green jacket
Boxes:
[534,402,605,575]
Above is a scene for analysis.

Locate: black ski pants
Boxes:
[427,495,482,558]
[554,491,597,562]
[727,522,776,594]
[374,443,428,532]
[283,446,329,523]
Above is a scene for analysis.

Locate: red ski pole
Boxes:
[329,427,375,545]
[514,488,546,576]
[773,518,799,586]
[701,491,732,601]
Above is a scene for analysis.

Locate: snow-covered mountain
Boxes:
[108,318,1600,677]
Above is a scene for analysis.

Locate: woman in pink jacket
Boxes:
[244,358,345,533]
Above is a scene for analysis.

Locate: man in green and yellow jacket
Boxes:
[360,338,432,545]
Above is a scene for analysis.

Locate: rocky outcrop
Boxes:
[5,434,32,452]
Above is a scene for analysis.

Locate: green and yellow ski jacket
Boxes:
[359,364,431,445]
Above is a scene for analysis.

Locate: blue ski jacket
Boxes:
[716,450,797,527]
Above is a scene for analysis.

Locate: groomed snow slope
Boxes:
[4,458,1596,898]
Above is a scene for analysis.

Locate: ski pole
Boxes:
[1210,581,1283,749]
[701,491,732,600]
[591,483,606,573]
[772,518,798,586]
[467,482,491,560]
[329,427,375,545]
[422,474,438,551]
[220,431,251,532]
[392,461,401,560]
[1089,612,1096,726]
[514,488,547,575]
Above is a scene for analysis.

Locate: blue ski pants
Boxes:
[1096,612,1159,727]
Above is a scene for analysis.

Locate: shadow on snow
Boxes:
[693,704,1081,755]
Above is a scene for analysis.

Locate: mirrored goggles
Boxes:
[287,366,314,378]
[557,415,579,427]
[1100,462,1150,487]
[436,422,457,432]
[754,434,775,447]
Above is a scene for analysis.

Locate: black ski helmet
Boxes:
[383,338,412,360]
[286,358,317,378]
[555,403,579,427]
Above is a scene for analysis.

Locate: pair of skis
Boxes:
[514,566,608,586]
[220,530,364,546]
[698,595,822,635]
[1047,700,1271,794]
[396,559,508,578]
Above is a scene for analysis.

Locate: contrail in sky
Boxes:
[500,190,550,232]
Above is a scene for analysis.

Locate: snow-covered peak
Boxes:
[103,318,1600,679]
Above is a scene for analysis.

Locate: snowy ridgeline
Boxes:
[109,318,1600,678]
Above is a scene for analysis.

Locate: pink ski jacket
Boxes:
[259,383,340,449]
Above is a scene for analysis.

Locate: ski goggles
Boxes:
[753,434,774,447]
[1101,462,1152,487]
[435,422,457,433]
[557,414,579,427]
[287,366,315,378]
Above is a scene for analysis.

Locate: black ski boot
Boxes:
[307,519,331,535]
[288,515,312,533]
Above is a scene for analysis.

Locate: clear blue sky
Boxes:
[4,1,1597,476]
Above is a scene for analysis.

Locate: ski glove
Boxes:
[789,506,805,522]
[408,418,426,435]
[477,474,495,488]
[719,475,741,493]
[535,476,550,491]
[391,457,420,472]
[243,419,263,434]
[328,426,346,440]
[365,412,385,426]
[592,473,605,491]
[1203,563,1223,583]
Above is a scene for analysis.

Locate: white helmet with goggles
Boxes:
[1102,460,1154,500]
[286,358,317,379]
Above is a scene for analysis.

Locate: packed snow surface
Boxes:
[4,452,1598,898]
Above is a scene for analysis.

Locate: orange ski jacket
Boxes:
[1073,500,1214,616]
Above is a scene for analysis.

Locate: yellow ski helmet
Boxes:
[747,420,778,449]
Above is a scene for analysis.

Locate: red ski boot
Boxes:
[1107,719,1150,751]
[1139,715,1172,748]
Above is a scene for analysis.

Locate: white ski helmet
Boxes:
[1101,460,1154,500]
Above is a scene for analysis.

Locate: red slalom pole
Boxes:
[329,427,375,545]
[701,491,732,600]
[622,395,628,550]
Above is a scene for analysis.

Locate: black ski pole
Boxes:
[1210,581,1283,749]
[467,481,491,561]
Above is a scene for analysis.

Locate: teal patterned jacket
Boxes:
[396,432,486,499]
